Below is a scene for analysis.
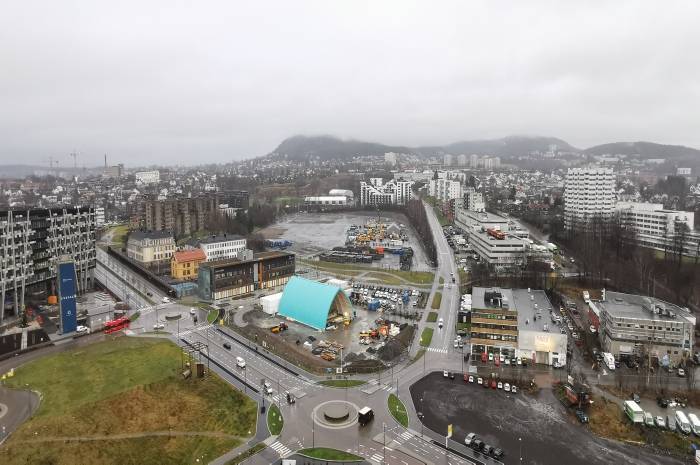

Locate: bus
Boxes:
[623,400,643,423]
[104,316,130,334]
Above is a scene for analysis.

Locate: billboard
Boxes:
[57,260,78,334]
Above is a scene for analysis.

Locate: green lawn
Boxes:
[431,292,442,309]
[411,348,426,364]
[2,337,257,465]
[298,448,363,461]
[207,308,220,323]
[318,379,367,388]
[419,328,434,347]
[439,277,444,284]
[426,312,438,323]
[388,394,408,427]
[109,224,130,247]
[267,404,283,435]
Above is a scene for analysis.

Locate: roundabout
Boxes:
[312,400,359,429]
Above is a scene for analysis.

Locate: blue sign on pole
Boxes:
[57,261,78,334]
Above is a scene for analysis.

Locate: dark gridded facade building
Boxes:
[0,206,96,323]
[198,251,295,301]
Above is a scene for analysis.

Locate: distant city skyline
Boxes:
[1,1,699,165]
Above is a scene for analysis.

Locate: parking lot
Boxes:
[409,372,685,465]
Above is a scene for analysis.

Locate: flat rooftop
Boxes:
[204,251,294,269]
[598,291,693,323]
[512,289,555,332]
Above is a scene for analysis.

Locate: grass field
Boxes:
[298,448,363,461]
[426,312,438,322]
[1,337,257,465]
[207,308,220,323]
[431,292,442,309]
[267,404,283,435]
[419,328,434,347]
[318,379,367,388]
[439,277,444,284]
[388,394,408,427]
[109,224,130,247]
[299,259,434,285]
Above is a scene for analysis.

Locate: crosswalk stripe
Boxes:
[426,347,448,353]
[270,441,292,457]
[400,431,412,440]
[370,453,383,463]
[178,324,213,337]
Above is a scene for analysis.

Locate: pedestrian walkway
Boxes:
[269,440,292,458]
[368,452,384,463]
[426,347,448,354]
[178,323,212,338]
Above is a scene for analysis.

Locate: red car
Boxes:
[490,379,497,389]
[481,352,487,363]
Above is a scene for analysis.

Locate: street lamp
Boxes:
[519,437,522,462]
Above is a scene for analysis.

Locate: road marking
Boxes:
[426,347,448,354]
[400,431,412,441]
[370,453,384,463]
[270,441,292,458]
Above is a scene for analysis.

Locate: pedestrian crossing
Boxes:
[369,453,384,463]
[426,347,448,354]
[270,441,292,458]
[399,431,412,442]
[178,323,212,337]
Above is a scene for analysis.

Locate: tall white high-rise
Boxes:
[564,167,615,230]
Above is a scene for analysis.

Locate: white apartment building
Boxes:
[126,230,175,264]
[360,179,413,206]
[135,170,160,185]
[198,234,247,261]
[616,202,699,257]
[564,167,615,230]
[95,207,105,226]
[443,154,454,166]
[429,178,463,202]
[463,188,485,212]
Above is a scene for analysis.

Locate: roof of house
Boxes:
[128,230,174,241]
[277,277,347,330]
[198,233,244,245]
[172,249,206,262]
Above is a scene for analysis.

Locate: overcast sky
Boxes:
[1,1,699,167]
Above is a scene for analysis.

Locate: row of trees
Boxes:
[204,203,277,251]
[404,199,437,266]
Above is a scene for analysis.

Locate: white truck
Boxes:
[582,291,590,303]
[602,352,616,371]
[676,411,692,435]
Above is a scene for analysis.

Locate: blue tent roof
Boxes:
[278,277,348,330]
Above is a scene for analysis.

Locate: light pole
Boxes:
[519,437,522,462]
[383,422,386,465]
[419,397,424,436]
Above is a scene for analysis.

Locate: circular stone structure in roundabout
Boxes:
[312,400,359,429]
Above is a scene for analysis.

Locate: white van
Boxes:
[688,413,700,435]
[676,411,692,435]
[236,357,246,368]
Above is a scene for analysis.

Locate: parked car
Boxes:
[477,377,483,385]
[504,383,511,392]
[76,325,90,333]
[497,382,503,389]
[464,433,476,446]
[655,416,666,428]
[492,447,504,459]
[223,342,231,350]
[153,323,164,330]
[575,410,589,424]
[644,412,654,427]
[449,372,455,380]
[189,308,196,315]
[488,353,494,362]
[471,439,484,451]
[443,370,449,378]
[482,444,494,456]
[657,397,669,408]
[511,385,517,394]
[468,375,474,383]
[678,368,686,377]
[631,393,640,404]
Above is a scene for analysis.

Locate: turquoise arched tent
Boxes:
[277,276,350,330]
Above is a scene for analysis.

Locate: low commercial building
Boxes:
[126,230,175,267]
[197,251,295,301]
[598,291,695,363]
[171,249,206,281]
[198,234,248,261]
[304,196,349,207]
[470,287,566,367]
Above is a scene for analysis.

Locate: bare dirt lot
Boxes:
[259,211,432,271]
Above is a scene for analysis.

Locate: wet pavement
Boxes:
[410,371,687,465]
